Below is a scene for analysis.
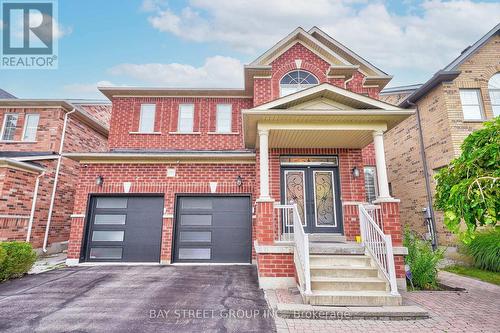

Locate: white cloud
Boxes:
[108,56,244,88]
[144,0,500,81]
[63,80,116,99]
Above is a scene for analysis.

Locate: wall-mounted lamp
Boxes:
[236,175,243,187]
[95,175,104,186]
[352,167,360,178]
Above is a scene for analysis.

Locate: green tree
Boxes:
[435,117,499,242]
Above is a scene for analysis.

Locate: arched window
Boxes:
[488,73,500,117]
[280,70,318,97]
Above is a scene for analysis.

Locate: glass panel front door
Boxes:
[282,166,342,234]
[284,170,307,226]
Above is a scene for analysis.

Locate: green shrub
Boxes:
[466,228,500,272]
[0,242,37,282]
[403,229,444,290]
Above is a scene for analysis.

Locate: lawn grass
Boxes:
[443,265,500,286]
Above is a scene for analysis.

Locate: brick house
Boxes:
[65,27,413,306]
[0,100,110,253]
[381,23,500,246]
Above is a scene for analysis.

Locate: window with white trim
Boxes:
[216,104,232,133]
[1,113,19,141]
[22,114,40,141]
[279,70,318,97]
[488,73,500,117]
[459,89,484,120]
[178,104,194,133]
[364,166,378,203]
[139,104,156,133]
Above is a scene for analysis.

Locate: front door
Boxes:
[281,165,343,234]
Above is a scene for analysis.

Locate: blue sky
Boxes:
[1,0,500,99]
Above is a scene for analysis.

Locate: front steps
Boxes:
[304,238,402,306]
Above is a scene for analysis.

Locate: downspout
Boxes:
[26,171,45,242]
[407,100,438,249]
[344,74,354,89]
[43,108,76,252]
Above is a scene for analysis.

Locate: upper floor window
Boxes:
[139,104,156,133]
[178,104,194,133]
[488,73,500,117]
[459,89,484,121]
[216,104,232,133]
[280,70,318,97]
[1,113,18,141]
[22,114,40,141]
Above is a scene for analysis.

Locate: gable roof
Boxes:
[249,27,351,67]
[308,26,389,77]
[245,27,393,94]
[400,23,500,108]
[252,83,404,111]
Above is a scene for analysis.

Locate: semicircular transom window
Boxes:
[280,70,319,97]
[488,73,500,117]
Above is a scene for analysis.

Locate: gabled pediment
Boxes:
[249,27,351,67]
[252,83,404,111]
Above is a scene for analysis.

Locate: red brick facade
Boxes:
[0,105,110,250]
[65,31,404,287]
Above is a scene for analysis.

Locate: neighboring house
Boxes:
[65,27,413,306]
[0,100,111,253]
[381,23,500,246]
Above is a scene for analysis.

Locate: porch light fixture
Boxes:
[95,175,104,186]
[236,175,243,187]
[352,167,360,178]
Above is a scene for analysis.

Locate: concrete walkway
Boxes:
[272,271,500,332]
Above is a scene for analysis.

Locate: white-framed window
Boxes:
[22,114,40,141]
[216,104,232,133]
[1,113,19,141]
[139,104,156,133]
[459,89,484,120]
[488,73,500,117]
[364,166,378,203]
[279,70,318,97]
[178,104,194,133]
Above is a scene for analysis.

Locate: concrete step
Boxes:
[310,265,379,278]
[309,254,372,267]
[276,303,429,320]
[309,242,364,255]
[305,290,402,307]
[308,234,346,243]
[311,277,388,292]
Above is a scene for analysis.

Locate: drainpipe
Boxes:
[26,171,45,242]
[344,74,354,89]
[408,100,438,250]
[43,108,76,253]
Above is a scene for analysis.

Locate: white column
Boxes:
[373,130,391,199]
[258,129,271,200]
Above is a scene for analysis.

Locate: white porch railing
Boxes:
[275,203,311,295]
[274,204,294,242]
[358,204,398,295]
[364,204,383,231]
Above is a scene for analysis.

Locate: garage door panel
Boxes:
[85,196,163,263]
[174,196,251,263]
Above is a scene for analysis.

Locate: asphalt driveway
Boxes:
[0,265,276,333]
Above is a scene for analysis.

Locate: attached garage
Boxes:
[83,196,163,262]
[173,196,252,263]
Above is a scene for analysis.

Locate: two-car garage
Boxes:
[82,195,252,264]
